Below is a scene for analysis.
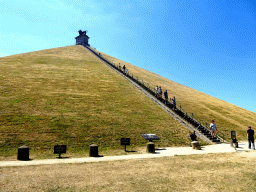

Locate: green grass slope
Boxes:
[98,49,256,140]
[0,45,192,159]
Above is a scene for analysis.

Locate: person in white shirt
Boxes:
[210,120,217,137]
[155,86,158,97]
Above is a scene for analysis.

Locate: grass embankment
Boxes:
[0,45,192,159]
[1,152,256,191]
[98,51,256,140]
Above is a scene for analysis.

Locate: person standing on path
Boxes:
[123,65,126,73]
[119,63,121,70]
[247,126,255,150]
[210,120,217,137]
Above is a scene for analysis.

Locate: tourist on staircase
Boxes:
[159,87,162,98]
[164,90,168,104]
[172,96,176,109]
[210,120,217,137]
[155,86,159,97]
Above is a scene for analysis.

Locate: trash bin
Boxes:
[89,144,98,157]
[17,145,30,160]
[147,142,155,153]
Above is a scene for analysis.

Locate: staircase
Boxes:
[82,45,225,144]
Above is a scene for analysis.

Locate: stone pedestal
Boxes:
[191,141,200,150]
[17,146,30,160]
[89,144,98,157]
[230,140,233,147]
[147,142,155,153]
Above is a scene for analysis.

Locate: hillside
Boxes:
[0,46,192,159]
[97,48,256,140]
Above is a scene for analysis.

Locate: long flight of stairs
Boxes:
[83,44,225,144]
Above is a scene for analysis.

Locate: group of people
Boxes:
[118,63,128,75]
[190,120,217,141]
[191,121,255,150]
[210,120,255,150]
[230,126,255,150]
[155,86,176,108]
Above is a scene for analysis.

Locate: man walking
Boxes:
[247,126,255,150]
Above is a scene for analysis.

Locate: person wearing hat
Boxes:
[247,126,255,150]
[210,120,217,137]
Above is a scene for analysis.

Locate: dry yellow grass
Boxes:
[1,152,256,191]
[98,50,256,140]
[0,45,192,159]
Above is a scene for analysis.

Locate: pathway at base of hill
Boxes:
[0,142,255,167]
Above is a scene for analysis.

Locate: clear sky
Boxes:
[1,0,256,113]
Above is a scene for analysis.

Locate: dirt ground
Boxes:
[0,151,256,192]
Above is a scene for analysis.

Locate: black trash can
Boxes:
[17,145,30,160]
[147,142,155,153]
[89,144,98,157]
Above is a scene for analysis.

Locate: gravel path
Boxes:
[1,142,254,167]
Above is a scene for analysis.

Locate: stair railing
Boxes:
[84,44,226,142]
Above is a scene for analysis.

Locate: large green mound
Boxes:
[0,46,191,158]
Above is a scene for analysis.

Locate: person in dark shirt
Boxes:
[172,96,176,109]
[247,126,255,150]
[164,90,168,103]
[190,131,197,141]
[232,136,238,149]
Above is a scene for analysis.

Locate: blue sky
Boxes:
[1,0,256,113]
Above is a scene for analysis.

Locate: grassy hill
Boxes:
[98,49,256,140]
[1,45,255,159]
[0,45,192,159]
